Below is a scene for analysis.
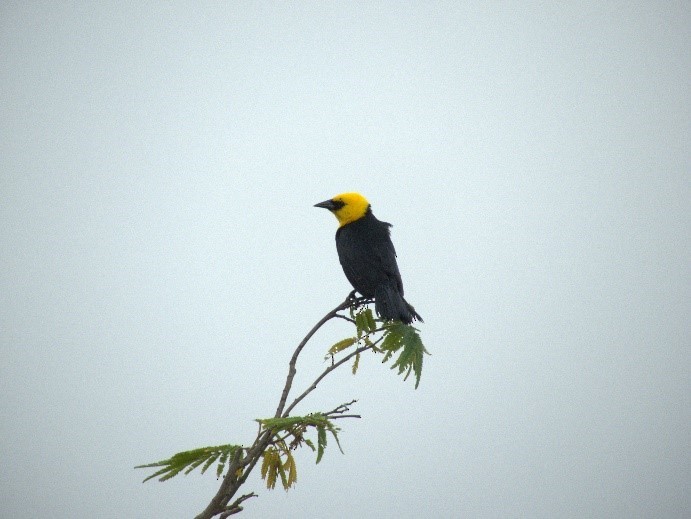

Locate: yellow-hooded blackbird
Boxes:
[315,192,422,324]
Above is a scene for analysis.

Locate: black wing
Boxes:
[335,215,404,297]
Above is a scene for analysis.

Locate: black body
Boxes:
[335,208,422,324]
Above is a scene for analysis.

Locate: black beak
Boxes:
[314,199,337,211]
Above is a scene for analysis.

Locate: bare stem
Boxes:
[218,493,257,518]
[274,296,354,418]
[282,344,374,417]
[322,400,360,420]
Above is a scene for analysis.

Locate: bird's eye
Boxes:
[332,200,346,210]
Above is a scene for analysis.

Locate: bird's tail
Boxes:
[374,284,423,325]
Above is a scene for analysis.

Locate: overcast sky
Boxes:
[1,2,689,518]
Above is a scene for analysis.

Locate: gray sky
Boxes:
[1,2,689,518]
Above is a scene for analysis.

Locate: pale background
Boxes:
[1,2,689,518]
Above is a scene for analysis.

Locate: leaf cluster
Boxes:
[257,413,343,464]
[256,413,343,490]
[326,307,429,388]
[135,444,242,483]
[379,322,429,389]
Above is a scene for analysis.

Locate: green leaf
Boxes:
[261,448,280,490]
[136,444,241,483]
[184,456,209,475]
[260,446,299,490]
[379,323,429,389]
[364,308,377,332]
[354,311,368,337]
[379,323,403,363]
[394,325,429,388]
[316,425,327,464]
[216,449,229,478]
[352,351,360,374]
[277,456,289,490]
[325,422,344,455]
[256,413,343,468]
[325,337,357,358]
[257,413,331,432]
[285,451,298,488]
[200,451,221,475]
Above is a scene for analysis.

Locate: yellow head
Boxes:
[314,192,371,227]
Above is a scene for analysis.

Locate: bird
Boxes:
[314,192,422,324]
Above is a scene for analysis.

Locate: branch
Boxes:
[274,296,354,418]
[324,399,357,415]
[218,493,257,518]
[323,400,361,420]
[282,344,374,417]
[195,294,367,519]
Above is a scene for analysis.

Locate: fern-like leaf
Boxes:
[364,308,377,332]
[136,444,241,483]
[284,450,298,488]
[217,449,230,478]
[325,337,357,358]
[257,413,343,468]
[262,447,284,490]
[380,323,429,388]
[257,414,326,431]
[352,351,360,374]
[316,425,327,464]
[200,451,220,475]
[354,311,367,337]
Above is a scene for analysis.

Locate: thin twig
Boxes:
[218,493,258,518]
[324,399,358,415]
[274,297,353,418]
[282,344,374,417]
[285,333,386,420]
[323,400,360,420]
